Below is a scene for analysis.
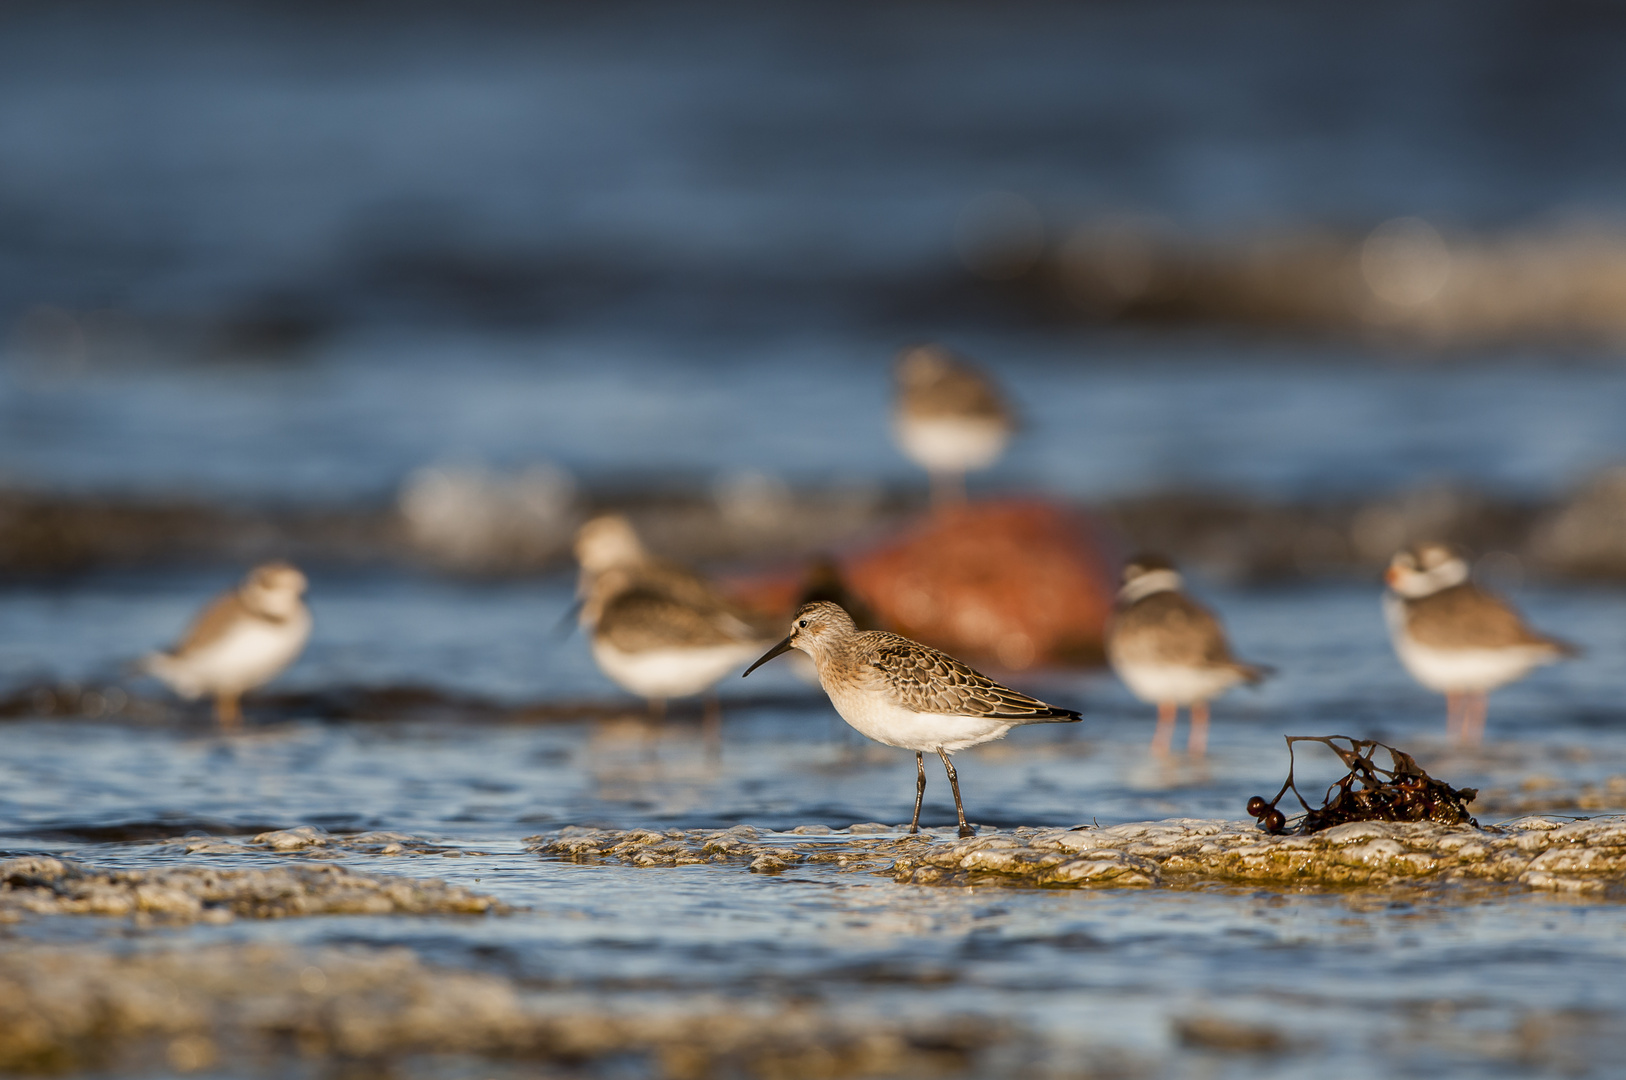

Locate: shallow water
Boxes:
[5,2,1626,1073]
[4,575,1626,1075]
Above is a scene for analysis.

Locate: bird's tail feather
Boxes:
[997,707,1082,725]
[1235,662,1274,686]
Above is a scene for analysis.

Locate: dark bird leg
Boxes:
[910,751,926,833]
[1151,702,1177,758]
[937,748,973,838]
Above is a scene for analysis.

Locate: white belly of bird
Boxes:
[592,639,762,700]
[1111,660,1243,706]
[148,615,311,699]
[1382,594,1555,693]
[893,415,1009,474]
[1389,634,1554,693]
[823,680,1015,753]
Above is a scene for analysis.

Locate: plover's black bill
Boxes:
[743,636,793,677]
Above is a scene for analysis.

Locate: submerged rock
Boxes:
[531,816,1626,894]
[0,942,1007,1075]
[164,824,472,857]
[0,857,503,922]
[731,499,1118,669]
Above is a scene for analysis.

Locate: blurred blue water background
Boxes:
[6,4,1626,1075]
[3,0,1626,502]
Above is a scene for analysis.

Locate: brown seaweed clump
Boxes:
[1246,736,1478,835]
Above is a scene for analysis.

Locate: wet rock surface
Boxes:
[161,825,472,858]
[532,823,910,876]
[532,816,1626,894]
[0,856,503,922]
[0,942,1009,1076]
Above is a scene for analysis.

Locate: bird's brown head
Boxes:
[894,344,959,390]
[242,561,308,618]
[742,601,856,677]
[1385,543,1468,598]
[574,514,646,574]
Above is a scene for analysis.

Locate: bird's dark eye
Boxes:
[798,619,809,628]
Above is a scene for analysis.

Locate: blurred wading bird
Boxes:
[574,515,769,734]
[1106,555,1270,758]
[892,345,1015,506]
[1384,543,1577,744]
[142,561,312,729]
[743,601,1080,836]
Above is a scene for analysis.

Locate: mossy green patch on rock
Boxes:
[0,857,504,922]
[530,816,1626,893]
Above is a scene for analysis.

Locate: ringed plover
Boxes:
[1384,543,1577,744]
[1106,555,1268,758]
[143,561,311,729]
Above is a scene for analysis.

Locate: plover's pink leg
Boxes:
[1463,692,1488,746]
[1445,691,1462,742]
[1188,700,1210,758]
[1151,702,1177,758]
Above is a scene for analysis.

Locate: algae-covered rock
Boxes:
[530,815,1626,893]
[0,942,1007,1075]
[0,857,504,922]
[162,825,468,857]
[531,823,911,875]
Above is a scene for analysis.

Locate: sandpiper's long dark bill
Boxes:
[1383,542,1577,744]
[743,601,1080,837]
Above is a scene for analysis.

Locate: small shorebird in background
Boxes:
[743,601,1079,836]
[892,344,1015,506]
[1384,543,1577,744]
[1106,555,1269,758]
[143,561,312,729]
[573,515,768,737]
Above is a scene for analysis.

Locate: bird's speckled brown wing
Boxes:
[1108,591,1236,668]
[1406,584,1572,652]
[598,585,760,653]
[908,372,1007,421]
[171,591,251,656]
[859,632,1079,722]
